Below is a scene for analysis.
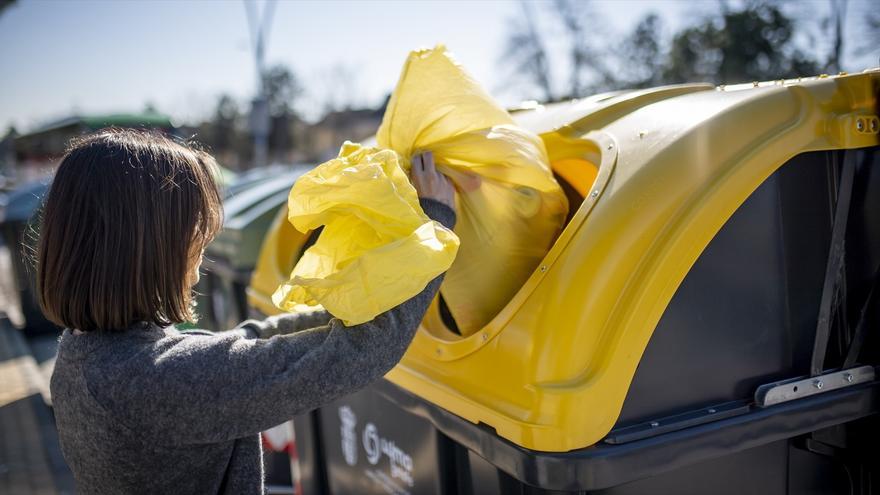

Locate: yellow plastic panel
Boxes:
[247,205,311,317]
[250,70,880,452]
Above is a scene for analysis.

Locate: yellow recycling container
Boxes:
[249,69,880,492]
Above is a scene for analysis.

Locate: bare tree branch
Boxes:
[500,1,555,101]
[825,0,847,72]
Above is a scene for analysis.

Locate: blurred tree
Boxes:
[0,0,16,17]
[194,94,245,169]
[501,1,555,101]
[856,7,879,58]
[262,65,303,162]
[502,0,833,100]
[317,64,358,114]
[823,0,848,73]
[662,22,723,84]
[552,0,612,98]
[500,0,617,101]
[212,95,241,153]
[664,1,820,84]
[615,14,666,89]
[143,102,160,114]
[501,0,614,100]
[263,65,302,117]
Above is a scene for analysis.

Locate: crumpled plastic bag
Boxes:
[377,46,568,335]
[272,142,460,325]
[274,45,568,334]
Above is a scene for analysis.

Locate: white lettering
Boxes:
[361,422,415,487]
[338,406,358,466]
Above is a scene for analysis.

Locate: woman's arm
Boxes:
[96,198,456,446]
[236,151,454,340]
[236,309,332,338]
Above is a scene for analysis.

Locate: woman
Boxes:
[40,129,456,494]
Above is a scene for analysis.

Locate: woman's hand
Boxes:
[411,151,455,211]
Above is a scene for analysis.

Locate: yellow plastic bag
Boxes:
[274,45,567,333]
[272,142,460,325]
[377,46,568,335]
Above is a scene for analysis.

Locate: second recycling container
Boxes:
[198,168,308,331]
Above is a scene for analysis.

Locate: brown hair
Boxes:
[36,128,223,331]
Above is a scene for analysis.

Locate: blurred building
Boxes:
[12,112,175,183]
[305,106,385,162]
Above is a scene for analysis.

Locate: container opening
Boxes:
[422,137,602,341]
[252,136,604,341]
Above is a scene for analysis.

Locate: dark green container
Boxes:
[197,167,308,331]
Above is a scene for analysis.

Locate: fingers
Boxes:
[421,151,435,173]
[408,151,456,211]
[411,151,434,175]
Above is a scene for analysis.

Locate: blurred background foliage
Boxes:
[501,0,876,101]
[1,0,878,172]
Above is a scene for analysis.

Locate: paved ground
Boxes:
[0,239,74,494]
[0,319,73,495]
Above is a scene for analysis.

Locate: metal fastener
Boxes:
[871,119,878,132]
[539,265,548,273]
[590,190,599,198]
[707,408,716,414]
[857,119,865,131]
[650,421,660,427]
[607,143,614,150]
[813,379,824,389]
[844,373,853,383]
[481,333,489,342]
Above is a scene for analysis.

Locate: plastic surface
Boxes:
[197,170,305,330]
[208,171,304,265]
[248,204,309,318]
[387,71,880,452]
[252,70,880,452]
[296,376,878,493]
[376,46,568,335]
[272,143,459,325]
[615,149,880,427]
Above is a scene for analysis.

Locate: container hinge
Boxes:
[603,400,751,444]
[754,365,876,408]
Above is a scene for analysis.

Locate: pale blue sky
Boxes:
[0,0,875,132]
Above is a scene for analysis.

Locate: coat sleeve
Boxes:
[93,199,455,445]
